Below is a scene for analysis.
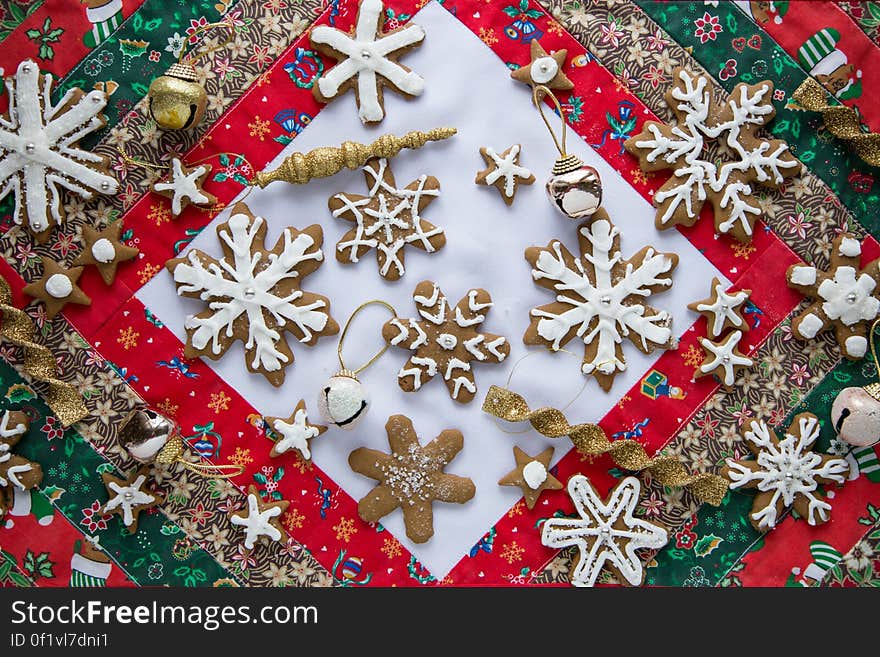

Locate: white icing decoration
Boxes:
[173,212,330,374]
[541,475,668,587]
[272,408,319,460]
[696,281,748,338]
[845,335,868,358]
[726,416,849,529]
[333,158,441,278]
[789,265,817,287]
[0,60,118,233]
[45,273,72,299]
[90,237,116,263]
[699,330,752,386]
[413,283,446,324]
[530,219,674,377]
[0,412,26,439]
[399,355,437,390]
[797,312,824,339]
[152,158,211,216]
[0,411,30,492]
[103,474,155,528]
[522,460,548,490]
[633,70,798,237]
[310,0,425,123]
[529,56,558,84]
[839,236,861,258]
[480,145,533,198]
[436,333,457,350]
[230,492,283,549]
[817,265,879,327]
[451,376,476,399]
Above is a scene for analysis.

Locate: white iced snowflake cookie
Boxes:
[0,60,118,240]
[151,158,217,216]
[695,330,754,390]
[541,475,668,587]
[101,467,163,534]
[787,233,880,360]
[475,144,535,206]
[264,400,326,461]
[722,413,849,531]
[229,485,289,551]
[165,202,340,387]
[688,277,751,339]
[625,67,801,243]
[310,0,425,124]
[525,208,678,392]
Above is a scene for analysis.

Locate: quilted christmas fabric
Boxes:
[1,0,879,590]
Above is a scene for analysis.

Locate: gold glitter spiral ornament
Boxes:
[253,128,457,187]
[0,275,87,426]
[482,385,728,506]
[791,78,880,167]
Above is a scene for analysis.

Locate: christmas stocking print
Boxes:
[82,0,124,48]
[69,539,112,587]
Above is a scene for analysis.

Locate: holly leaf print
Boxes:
[694,534,724,557]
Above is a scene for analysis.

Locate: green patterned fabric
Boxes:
[0,1,44,43]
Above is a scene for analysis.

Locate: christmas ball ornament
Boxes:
[147,63,207,130]
[831,383,880,448]
[546,155,602,220]
[318,370,369,429]
[118,408,177,464]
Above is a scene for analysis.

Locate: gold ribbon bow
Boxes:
[482,385,728,506]
[0,275,88,426]
[791,78,880,167]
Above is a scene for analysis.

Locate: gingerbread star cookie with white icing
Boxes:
[264,400,327,462]
[73,222,139,285]
[23,257,91,319]
[786,233,880,360]
[349,414,475,544]
[694,330,753,391]
[101,467,163,534]
[510,39,573,92]
[230,485,289,551]
[498,446,562,510]
[688,278,751,339]
[475,144,535,206]
[151,157,217,217]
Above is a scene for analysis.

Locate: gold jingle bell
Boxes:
[546,154,602,220]
[147,63,207,131]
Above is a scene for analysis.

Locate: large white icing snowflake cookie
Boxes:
[524,208,678,392]
[625,67,801,243]
[0,60,118,240]
[722,413,849,531]
[541,475,668,587]
[786,233,880,360]
[329,157,443,280]
[310,0,425,124]
[165,202,339,387]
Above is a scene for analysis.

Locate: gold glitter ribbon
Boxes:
[0,275,88,426]
[482,385,728,506]
[791,78,880,167]
[253,127,457,186]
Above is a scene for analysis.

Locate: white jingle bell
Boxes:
[831,382,880,448]
[318,370,369,430]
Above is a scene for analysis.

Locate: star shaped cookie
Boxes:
[72,221,140,285]
[264,399,327,462]
[349,414,475,544]
[229,485,289,551]
[498,446,562,509]
[475,144,535,206]
[510,40,573,92]
[101,467,163,534]
[688,278,751,339]
[151,158,217,216]
[22,257,91,319]
[694,330,753,390]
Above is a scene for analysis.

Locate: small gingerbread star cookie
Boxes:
[694,330,753,390]
[72,222,139,285]
[230,485,289,551]
[498,446,562,509]
[688,278,751,339]
[264,400,327,462]
[510,40,573,92]
[101,467,163,534]
[151,158,217,217]
[475,144,535,206]
[22,257,91,319]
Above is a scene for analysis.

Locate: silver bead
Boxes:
[100,181,110,191]
[361,49,371,59]
[721,304,729,312]
[722,355,731,363]
[24,143,35,154]
[124,491,134,501]
[846,292,858,303]
[600,295,612,305]
[243,287,256,300]
[21,64,31,73]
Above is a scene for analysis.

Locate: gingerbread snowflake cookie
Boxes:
[329,157,443,280]
[498,446,562,510]
[624,68,801,243]
[101,467,163,534]
[310,0,425,124]
[383,281,510,404]
[786,233,880,360]
[525,208,678,391]
[510,40,573,93]
[151,158,217,216]
[0,60,118,241]
[349,414,475,544]
[230,485,289,551]
[166,202,339,387]
[0,410,43,518]
[475,144,535,205]
[72,222,139,285]
[264,400,326,462]
[23,257,91,319]
[722,413,849,530]
[688,278,751,339]
[541,475,668,587]
[695,330,753,390]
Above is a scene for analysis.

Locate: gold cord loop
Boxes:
[338,300,397,375]
[179,21,236,65]
[532,84,567,157]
